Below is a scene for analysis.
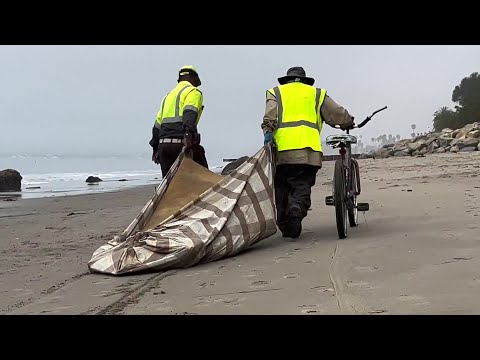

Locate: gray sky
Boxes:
[1,45,479,164]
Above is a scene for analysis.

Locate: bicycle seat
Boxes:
[325,134,357,147]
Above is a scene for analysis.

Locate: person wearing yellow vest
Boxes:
[262,67,355,239]
[149,65,208,177]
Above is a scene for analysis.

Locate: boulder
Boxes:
[437,136,453,148]
[394,150,409,157]
[0,169,22,192]
[466,130,480,139]
[427,141,439,153]
[435,147,446,153]
[459,147,477,152]
[458,138,480,149]
[407,140,426,154]
[221,156,250,176]
[450,146,459,153]
[419,147,429,155]
[373,148,392,159]
[86,176,102,183]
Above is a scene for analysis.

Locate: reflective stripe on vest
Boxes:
[269,83,327,152]
[155,84,195,128]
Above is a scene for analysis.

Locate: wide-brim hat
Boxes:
[278,66,315,86]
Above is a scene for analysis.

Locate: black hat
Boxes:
[178,65,199,77]
[277,66,315,86]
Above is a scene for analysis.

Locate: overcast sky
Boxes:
[1,45,479,163]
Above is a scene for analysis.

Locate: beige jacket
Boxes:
[261,90,354,167]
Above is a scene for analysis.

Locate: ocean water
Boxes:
[0,155,225,199]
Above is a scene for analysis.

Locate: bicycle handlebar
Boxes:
[334,106,387,130]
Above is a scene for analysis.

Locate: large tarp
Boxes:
[87,144,277,275]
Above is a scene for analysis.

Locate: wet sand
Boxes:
[2,152,480,314]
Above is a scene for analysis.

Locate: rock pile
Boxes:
[369,122,480,159]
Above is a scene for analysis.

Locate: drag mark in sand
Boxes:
[2,271,91,314]
[92,270,177,315]
[328,242,345,312]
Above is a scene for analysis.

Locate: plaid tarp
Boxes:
[87,144,277,275]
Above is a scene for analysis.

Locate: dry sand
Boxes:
[1,152,480,315]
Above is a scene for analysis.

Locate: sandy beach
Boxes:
[2,152,480,315]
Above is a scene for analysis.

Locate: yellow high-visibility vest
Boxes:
[267,82,326,152]
[155,81,203,128]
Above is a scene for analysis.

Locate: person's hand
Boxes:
[152,152,160,164]
[264,132,273,145]
[340,116,355,131]
[183,134,193,149]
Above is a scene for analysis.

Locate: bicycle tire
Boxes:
[334,159,348,239]
[348,159,359,227]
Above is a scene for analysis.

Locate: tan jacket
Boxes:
[261,90,354,167]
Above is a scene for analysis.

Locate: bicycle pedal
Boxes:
[325,196,334,206]
[357,202,369,212]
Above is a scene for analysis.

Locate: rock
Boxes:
[373,148,391,159]
[221,156,250,176]
[458,138,480,149]
[419,147,428,155]
[445,146,451,152]
[451,129,461,138]
[86,176,102,183]
[436,147,446,153]
[437,136,453,147]
[425,136,440,146]
[450,146,459,153]
[118,179,128,182]
[408,140,426,154]
[442,128,453,133]
[466,130,480,139]
[0,169,22,192]
[427,141,439,153]
[26,186,41,189]
[358,154,369,159]
[459,147,477,152]
[394,150,409,157]
[478,143,480,151]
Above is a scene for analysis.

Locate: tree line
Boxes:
[432,72,480,131]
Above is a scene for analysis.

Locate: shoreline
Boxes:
[1,152,480,314]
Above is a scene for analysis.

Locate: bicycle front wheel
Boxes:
[333,159,348,239]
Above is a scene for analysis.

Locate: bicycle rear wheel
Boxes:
[333,159,348,239]
[348,159,360,227]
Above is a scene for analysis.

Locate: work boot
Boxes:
[287,204,303,239]
[277,220,291,238]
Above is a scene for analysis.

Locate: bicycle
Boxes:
[324,106,388,239]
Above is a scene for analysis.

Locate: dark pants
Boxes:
[157,143,209,177]
[274,164,319,232]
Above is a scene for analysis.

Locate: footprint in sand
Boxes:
[298,304,322,314]
[275,256,291,263]
[251,280,270,287]
[284,273,298,279]
[198,282,215,289]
